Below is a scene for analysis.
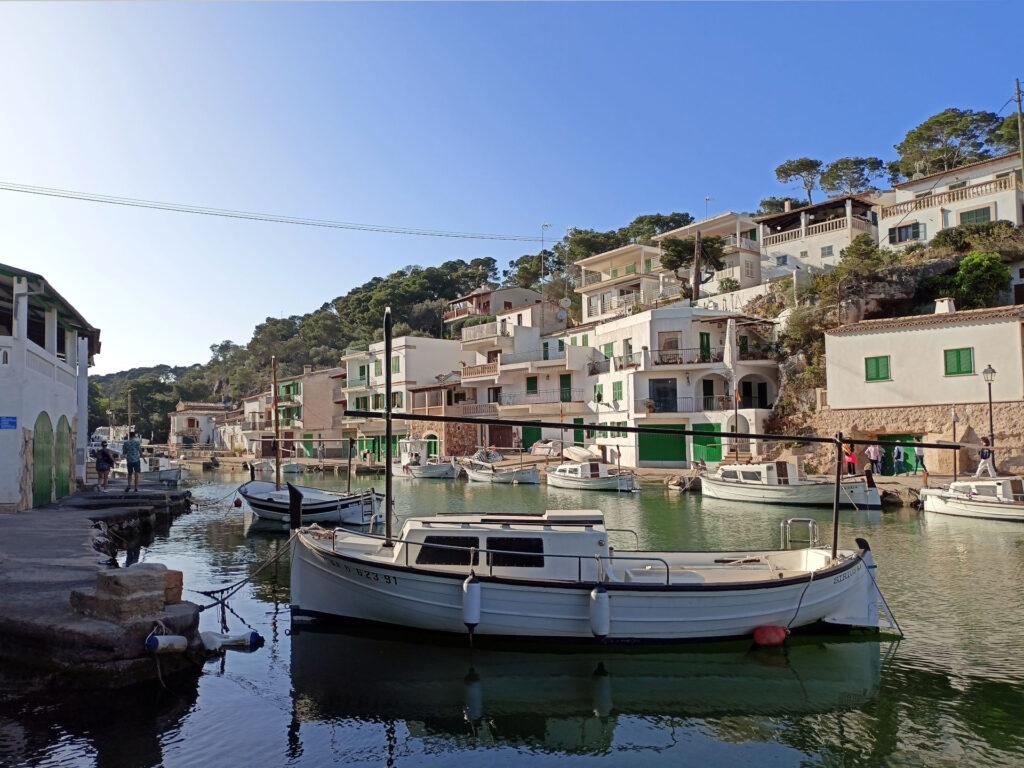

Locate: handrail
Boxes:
[605,527,641,547]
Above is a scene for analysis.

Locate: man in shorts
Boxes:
[123,430,143,492]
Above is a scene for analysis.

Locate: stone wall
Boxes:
[783,401,1024,475]
[411,420,481,458]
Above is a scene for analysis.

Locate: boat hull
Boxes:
[407,462,458,479]
[464,466,541,484]
[700,476,881,509]
[240,481,382,525]
[291,535,879,641]
[920,490,1024,522]
[546,473,636,492]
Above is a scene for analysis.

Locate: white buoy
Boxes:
[145,634,188,654]
[590,584,610,638]
[200,630,264,652]
[463,574,481,634]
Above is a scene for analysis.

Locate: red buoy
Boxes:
[233,497,242,508]
[753,625,788,647]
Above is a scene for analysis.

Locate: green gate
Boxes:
[691,423,722,462]
[302,433,314,458]
[54,415,73,499]
[638,423,687,464]
[573,418,585,447]
[521,425,542,451]
[32,412,53,508]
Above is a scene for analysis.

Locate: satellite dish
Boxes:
[558,298,571,308]
[556,310,568,321]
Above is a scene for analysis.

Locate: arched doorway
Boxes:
[32,412,53,507]
[725,414,751,456]
[55,415,73,499]
[423,432,439,459]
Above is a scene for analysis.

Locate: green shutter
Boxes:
[391,356,400,373]
[582,334,589,346]
[594,383,603,401]
[602,343,614,358]
[612,381,623,401]
[558,339,565,351]
[888,228,896,245]
[570,337,577,346]
[625,263,636,274]
[374,359,382,376]
[526,376,538,394]
[610,268,619,278]
[944,347,973,376]
[865,355,890,381]
[644,258,653,272]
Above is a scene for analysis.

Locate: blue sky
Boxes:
[3,2,1022,374]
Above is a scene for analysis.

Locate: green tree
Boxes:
[893,108,1004,178]
[717,276,740,293]
[991,114,1023,153]
[952,251,1011,309]
[758,196,805,214]
[774,158,823,204]
[819,157,885,195]
[659,236,726,297]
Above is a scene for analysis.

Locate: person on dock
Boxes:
[844,444,857,476]
[865,443,882,475]
[893,444,905,476]
[974,437,997,478]
[913,445,926,475]
[317,436,325,470]
[123,431,142,492]
[95,441,115,491]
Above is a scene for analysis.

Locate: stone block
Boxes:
[71,587,167,624]
[164,569,184,605]
[96,564,167,599]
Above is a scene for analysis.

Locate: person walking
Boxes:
[913,445,926,474]
[844,444,857,476]
[865,443,882,475]
[975,437,997,478]
[95,441,116,491]
[122,430,142,492]
[316,435,325,470]
[893,444,905,476]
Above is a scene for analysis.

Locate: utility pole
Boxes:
[1015,78,1024,183]
[690,230,702,307]
[126,387,132,437]
[272,356,281,490]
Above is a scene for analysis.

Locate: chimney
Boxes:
[934,298,956,314]
[783,200,793,212]
[303,365,313,374]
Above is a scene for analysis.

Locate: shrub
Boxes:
[717,276,740,293]
[952,251,1011,308]
[930,220,1016,253]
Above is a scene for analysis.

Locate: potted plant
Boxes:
[644,399,656,414]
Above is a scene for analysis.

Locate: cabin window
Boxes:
[974,485,998,497]
[415,536,480,566]
[864,355,890,382]
[486,537,544,568]
[943,348,974,376]
[740,471,762,482]
[721,470,738,479]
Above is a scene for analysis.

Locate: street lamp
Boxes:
[983,364,996,460]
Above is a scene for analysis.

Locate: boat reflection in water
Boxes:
[289,620,886,756]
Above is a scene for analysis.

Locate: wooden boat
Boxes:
[546,461,637,492]
[113,456,185,485]
[462,459,540,484]
[252,459,303,474]
[919,477,1024,521]
[290,509,887,641]
[239,480,383,525]
[399,438,459,479]
[700,461,881,510]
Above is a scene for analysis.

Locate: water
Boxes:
[3,472,1023,767]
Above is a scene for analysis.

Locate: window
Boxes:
[391,392,403,408]
[864,355,890,382]
[821,245,834,260]
[487,386,502,403]
[557,339,565,352]
[625,263,636,274]
[743,260,754,278]
[959,207,991,225]
[612,381,623,401]
[373,393,385,408]
[391,356,400,374]
[415,536,480,566]
[944,347,974,376]
[888,223,923,244]
[775,255,788,266]
[744,228,758,242]
[516,313,523,325]
[720,470,738,480]
[740,471,762,482]
[644,258,653,272]
[948,181,967,190]
[602,342,614,358]
[610,268,619,278]
[374,359,382,376]
[582,334,589,346]
[526,376,538,394]
[914,191,933,199]
[486,537,544,567]
[570,336,577,346]
[593,383,604,401]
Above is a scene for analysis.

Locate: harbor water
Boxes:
[3,471,1023,767]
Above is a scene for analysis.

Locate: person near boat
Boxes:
[844,444,857,476]
[122,431,142,492]
[913,445,926,474]
[975,438,997,478]
[893,445,905,476]
[864,444,882,475]
[95,441,116,491]
[317,437,325,470]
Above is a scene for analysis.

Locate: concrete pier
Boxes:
[0,483,201,693]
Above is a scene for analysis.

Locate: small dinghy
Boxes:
[462,459,540,484]
[700,461,881,510]
[114,456,185,485]
[239,480,383,525]
[919,477,1024,521]
[399,438,459,479]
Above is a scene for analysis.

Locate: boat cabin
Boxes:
[714,461,797,486]
[947,477,1024,503]
[550,462,616,479]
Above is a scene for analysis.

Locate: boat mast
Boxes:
[272,355,281,491]
[384,307,394,547]
[831,431,843,561]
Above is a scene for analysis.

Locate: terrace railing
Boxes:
[500,388,584,406]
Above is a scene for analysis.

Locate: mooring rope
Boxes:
[191,531,297,611]
[190,484,243,508]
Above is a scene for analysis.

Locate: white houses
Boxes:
[823,299,1024,473]
[1,263,100,511]
[168,401,227,451]
[443,285,542,324]
[757,195,879,274]
[878,152,1024,249]
[653,211,763,295]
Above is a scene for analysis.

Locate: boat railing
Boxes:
[605,527,641,547]
[328,528,671,584]
[780,518,820,549]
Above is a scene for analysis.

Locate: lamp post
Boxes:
[983,364,996,462]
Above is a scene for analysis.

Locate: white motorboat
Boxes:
[546,461,637,492]
[700,461,881,510]
[398,438,459,479]
[252,460,303,474]
[462,459,541,484]
[919,477,1024,521]
[113,455,185,485]
[239,480,383,525]
[290,509,888,641]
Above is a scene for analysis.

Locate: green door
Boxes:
[638,423,687,463]
[542,341,550,360]
[303,433,314,458]
[882,434,917,475]
[426,436,439,458]
[560,374,573,403]
[54,416,72,499]
[699,332,712,361]
[32,412,53,507]
[691,423,722,462]
[573,418,585,447]
[522,425,542,451]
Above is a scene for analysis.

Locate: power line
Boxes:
[0,180,544,243]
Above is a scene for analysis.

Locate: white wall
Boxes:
[825,318,1024,409]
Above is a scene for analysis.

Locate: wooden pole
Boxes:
[384,308,394,548]
[831,431,844,561]
[272,356,281,491]
[347,436,355,493]
[951,407,958,482]
[690,230,701,307]
[1015,78,1024,184]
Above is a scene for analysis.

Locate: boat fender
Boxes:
[145,634,188,654]
[233,497,242,508]
[590,584,610,639]
[200,630,265,652]
[752,625,789,647]
[462,574,481,634]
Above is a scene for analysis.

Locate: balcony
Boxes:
[410,401,498,418]
[613,351,643,371]
[175,427,202,437]
[501,348,565,365]
[343,346,368,357]
[761,216,874,246]
[462,361,499,378]
[881,175,1021,218]
[461,321,511,342]
[650,347,724,365]
[443,306,474,322]
[344,376,369,390]
[585,287,680,319]
[500,388,584,406]
[722,235,760,252]
[737,342,778,361]
[635,396,696,414]
[277,393,298,403]
[587,358,611,375]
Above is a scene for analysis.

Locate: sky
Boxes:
[2,1,1023,375]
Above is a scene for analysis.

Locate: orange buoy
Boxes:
[233,497,242,508]
[753,625,788,647]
